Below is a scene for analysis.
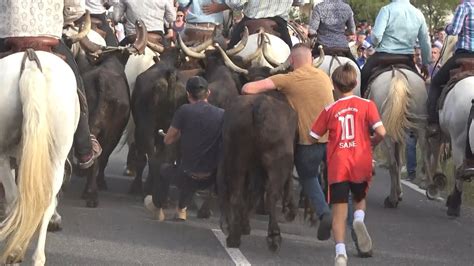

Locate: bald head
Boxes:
[289,44,313,68]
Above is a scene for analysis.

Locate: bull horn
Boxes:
[69,10,92,43]
[262,34,281,67]
[243,29,265,64]
[147,41,164,53]
[269,59,291,75]
[79,35,103,54]
[190,38,214,53]
[128,19,148,55]
[215,43,248,75]
[178,33,206,59]
[226,27,249,56]
[312,45,325,68]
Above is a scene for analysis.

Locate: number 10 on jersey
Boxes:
[338,114,355,141]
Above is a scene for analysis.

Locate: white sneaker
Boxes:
[334,254,347,266]
[353,220,373,254]
[144,195,165,221]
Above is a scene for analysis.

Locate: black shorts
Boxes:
[329,181,368,204]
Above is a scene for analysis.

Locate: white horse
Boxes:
[369,66,429,208]
[0,49,79,265]
[317,55,361,96]
[426,35,474,217]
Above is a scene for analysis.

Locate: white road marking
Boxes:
[400,180,444,201]
[211,229,251,266]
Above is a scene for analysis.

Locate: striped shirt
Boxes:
[225,0,293,21]
[446,0,474,52]
[309,0,355,48]
[114,0,175,35]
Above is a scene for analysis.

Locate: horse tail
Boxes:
[381,70,413,144]
[0,50,54,261]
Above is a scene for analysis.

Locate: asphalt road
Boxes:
[21,148,474,266]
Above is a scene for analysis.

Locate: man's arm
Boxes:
[242,78,276,95]
[371,124,386,146]
[346,11,356,36]
[308,5,320,36]
[418,16,431,78]
[371,7,389,47]
[446,4,467,36]
[164,126,181,145]
[202,0,229,15]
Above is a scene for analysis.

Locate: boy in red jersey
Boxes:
[310,63,386,266]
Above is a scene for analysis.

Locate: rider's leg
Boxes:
[91,13,119,46]
[52,40,102,168]
[227,17,250,49]
[271,16,293,49]
[427,55,461,127]
[360,52,384,97]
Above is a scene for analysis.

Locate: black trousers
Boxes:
[427,49,474,123]
[360,52,417,98]
[0,38,92,156]
[91,13,119,46]
[152,163,215,209]
[228,16,293,49]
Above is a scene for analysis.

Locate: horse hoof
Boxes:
[266,234,282,252]
[241,223,251,235]
[47,222,62,232]
[433,172,447,189]
[426,184,439,200]
[123,168,136,177]
[447,206,461,217]
[384,197,398,208]
[226,236,241,248]
[197,207,212,219]
[284,209,297,222]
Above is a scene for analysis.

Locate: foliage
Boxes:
[348,0,458,33]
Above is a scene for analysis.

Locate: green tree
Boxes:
[411,0,458,34]
[348,0,389,23]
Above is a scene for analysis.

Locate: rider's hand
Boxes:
[202,0,228,15]
[421,64,430,80]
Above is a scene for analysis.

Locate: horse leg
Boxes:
[129,153,146,195]
[384,139,401,208]
[422,130,444,199]
[197,189,212,219]
[32,166,63,266]
[0,157,17,215]
[125,142,137,177]
[47,205,62,232]
[282,176,297,222]
[265,174,283,252]
[447,175,464,217]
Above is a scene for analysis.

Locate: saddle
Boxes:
[0,37,60,60]
[243,19,279,36]
[438,58,474,110]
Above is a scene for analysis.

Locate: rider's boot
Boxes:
[75,89,102,169]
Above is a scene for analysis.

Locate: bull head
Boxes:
[177,34,206,59]
[215,43,249,75]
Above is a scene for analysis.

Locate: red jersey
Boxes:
[310,95,382,185]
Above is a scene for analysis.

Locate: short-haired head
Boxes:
[289,43,312,67]
[186,76,209,100]
[331,63,358,93]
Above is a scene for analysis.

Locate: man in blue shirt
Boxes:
[359,0,431,97]
[178,0,225,44]
[427,0,474,135]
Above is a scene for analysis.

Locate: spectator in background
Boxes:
[172,6,186,39]
[356,45,367,68]
[414,46,422,73]
[365,28,373,45]
[433,28,446,48]
[428,45,441,78]
[356,31,371,49]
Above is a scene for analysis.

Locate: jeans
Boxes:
[152,163,215,209]
[91,13,119,46]
[406,131,417,175]
[294,143,331,218]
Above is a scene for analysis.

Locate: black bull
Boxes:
[80,54,131,208]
